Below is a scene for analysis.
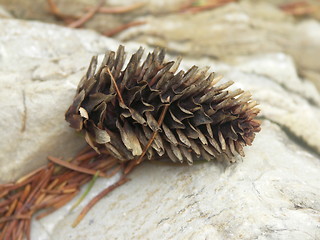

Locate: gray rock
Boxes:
[116,1,320,92]
[0,5,12,18]
[0,19,319,240]
[0,0,187,34]
[36,122,320,240]
[0,19,143,182]
[227,53,320,154]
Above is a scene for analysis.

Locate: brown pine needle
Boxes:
[106,67,125,105]
[16,220,26,240]
[3,173,38,192]
[75,145,93,158]
[0,189,8,199]
[25,219,31,240]
[20,185,31,203]
[1,146,123,238]
[35,178,59,206]
[35,208,56,220]
[72,176,129,227]
[0,215,30,224]
[67,0,105,28]
[16,166,45,185]
[52,192,78,209]
[21,165,54,211]
[136,103,170,165]
[180,0,236,13]
[0,192,22,208]
[105,166,122,178]
[124,103,170,174]
[47,0,78,22]
[73,150,99,162]
[33,192,79,212]
[47,0,62,17]
[70,171,100,212]
[40,188,78,195]
[97,2,145,14]
[104,21,146,37]
[279,1,318,16]
[0,208,8,214]
[47,156,107,177]
[1,199,18,231]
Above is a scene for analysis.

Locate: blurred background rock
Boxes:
[1,0,320,90]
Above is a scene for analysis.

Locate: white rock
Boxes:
[116,2,320,92]
[229,53,320,154]
[35,121,320,240]
[116,2,292,58]
[0,19,319,240]
[0,19,144,182]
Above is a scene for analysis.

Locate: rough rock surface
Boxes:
[0,0,187,34]
[1,0,320,89]
[116,1,320,91]
[0,19,144,182]
[35,121,320,240]
[1,19,320,239]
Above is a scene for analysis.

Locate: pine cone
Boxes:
[65,45,260,164]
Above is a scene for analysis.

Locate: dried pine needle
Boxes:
[70,170,100,212]
[48,156,107,177]
[103,21,146,37]
[96,2,145,14]
[67,0,105,28]
[124,103,170,174]
[0,146,120,239]
[72,176,129,228]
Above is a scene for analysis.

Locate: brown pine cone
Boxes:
[65,45,261,164]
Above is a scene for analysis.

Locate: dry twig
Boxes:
[67,0,105,28]
[180,0,237,13]
[95,2,145,14]
[103,21,146,37]
[47,0,78,23]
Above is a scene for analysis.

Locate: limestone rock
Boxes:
[116,2,292,57]
[0,18,319,240]
[230,54,320,154]
[2,0,320,90]
[35,122,320,240]
[116,1,320,92]
[0,0,187,34]
[0,19,143,182]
